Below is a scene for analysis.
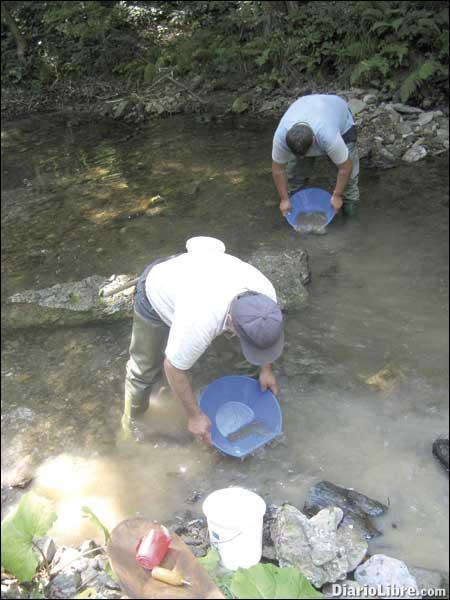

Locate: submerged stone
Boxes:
[303,481,388,540]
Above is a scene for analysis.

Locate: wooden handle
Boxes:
[151,567,189,587]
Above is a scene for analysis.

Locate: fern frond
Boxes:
[380,42,409,62]
[400,61,441,103]
[351,55,390,84]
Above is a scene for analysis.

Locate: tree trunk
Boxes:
[1,3,27,57]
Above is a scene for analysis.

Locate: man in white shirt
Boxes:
[272,94,360,217]
[122,238,284,445]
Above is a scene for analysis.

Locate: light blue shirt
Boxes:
[272,94,354,165]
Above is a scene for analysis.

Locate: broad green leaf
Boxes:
[230,564,323,599]
[1,492,57,582]
[81,506,111,544]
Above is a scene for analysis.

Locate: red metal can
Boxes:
[135,526,172,570]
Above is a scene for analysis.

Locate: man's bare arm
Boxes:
[331,158,352,211]
[163,357,211,444]
[272,161,291,215]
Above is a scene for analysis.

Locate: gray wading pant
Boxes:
[287,141,360,216]
[123,309,169,421]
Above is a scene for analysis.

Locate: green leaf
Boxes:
[1,492,57,582]
[197,549,234,598]
[400,61,442,103]
[230,564,323,599]
[75,588,98,599]
[198,547,221,576]
[105,561,118,582]
[81,506,111,544]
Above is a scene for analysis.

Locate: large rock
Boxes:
[3,249,310,331]
[3,274,136,331]
[247,247,310,311]
[355,555,419,598]
[303,481,388,540]
[49,571,82,598]
[402,144,428,162]
[417,112,435,127]
[348,98,367,116]
[272,504,368,589]
[392,103,424,115]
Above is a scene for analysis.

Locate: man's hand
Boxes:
[188,412,212,445]
[279,198,292,216]
[331,193,343,212]
[259,365,279,395]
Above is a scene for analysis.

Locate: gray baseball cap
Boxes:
[230,292,284,366]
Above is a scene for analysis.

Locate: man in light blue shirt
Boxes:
[272,94,360,217]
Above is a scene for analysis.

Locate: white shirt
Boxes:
[272,94,354,165]
[146,243,277,370]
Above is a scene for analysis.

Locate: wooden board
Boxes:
[107,518,225,600]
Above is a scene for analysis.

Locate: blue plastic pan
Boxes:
[199,376,283,458]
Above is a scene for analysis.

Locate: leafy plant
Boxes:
[1,492,57,582]
[198,548,234,598]
[400,60,445,102]
[81,506,111,544]
[231,564,323,599]
[198,550,322,599]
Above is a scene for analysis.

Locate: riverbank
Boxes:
[1,105,448,595]
[2,77,449,171]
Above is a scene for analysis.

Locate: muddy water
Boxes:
[1,114,449,571]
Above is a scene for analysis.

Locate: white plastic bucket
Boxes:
[202,487,266,570]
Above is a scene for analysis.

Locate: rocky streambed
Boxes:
[2,481,449,599]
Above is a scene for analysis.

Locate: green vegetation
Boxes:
[1,1,448,107]
[1,492,57,582]
[81,506,111,544]
[198,548,323,599]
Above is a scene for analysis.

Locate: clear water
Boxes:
[1,114,448,571]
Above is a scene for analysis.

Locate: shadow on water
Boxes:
[1,113,449,571]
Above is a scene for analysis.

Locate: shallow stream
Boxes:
[1,114,449,571]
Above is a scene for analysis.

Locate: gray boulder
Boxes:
[348,98,367,116]
[247,247,310,311]
[417,113,435,127]
[402,144,428,162]
[303,481,388,539]
[392,103,424,114]
[3,249,310,331]
[3,274,135,331]
[272,505,368,589]
[49,571,82,598]
[355,555,419,598]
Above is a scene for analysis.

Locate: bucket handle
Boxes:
[211,530,243,545]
